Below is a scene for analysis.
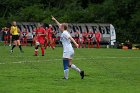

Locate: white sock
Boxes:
[64,69,69,79]
[71,64,81,73]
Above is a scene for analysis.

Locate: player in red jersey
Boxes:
[95,29,101,48]
[32,27,37,46]
[74,30,79,44]
[47,24,54,49]
[21,28,28,46]
[34,23,46,56]
[9,31,12,46]
[82,31,87,48]
[87,29,94,48]
[2,27,9,45]
[44,27,49,49]
[77,30,83,48]
[52,30,57,48]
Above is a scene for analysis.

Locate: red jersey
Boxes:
[95,32,101,40]
[82,32,87,38]
[36,27,46,40]
[47,27,53,38]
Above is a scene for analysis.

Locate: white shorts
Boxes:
[63,51,74,59]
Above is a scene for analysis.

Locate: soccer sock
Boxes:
[50,43,54,49]
[19,45,22,51]
[97,42,100,48]
[46,42,48,47]
[34,46,39,55]
[11,45,16,50]
[34,50,38,55]
[92,43,94,48]
[53,40,56,47]
[6,40,8,44]
[70,64,81,73]
[88,43,90,48]
[41,47,44,55]
[64,69,69,79]
[84,42,86,48]
[25,39,27,45]
[63,59,69,79]
[45,42,48,48]
[22,39,24,46]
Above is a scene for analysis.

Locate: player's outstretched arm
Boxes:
[51,16,61,26]
[69,36,79,48]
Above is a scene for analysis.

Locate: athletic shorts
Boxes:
[63,51,74,59]
[38,38,45,45]
[12,35,19,41]
[4,36,8,39]
[88,38,92,41]
[75,37,79,40]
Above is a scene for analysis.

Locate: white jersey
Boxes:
[60,31,74,53]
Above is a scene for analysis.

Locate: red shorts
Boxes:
[37,38,45,45]
[82,37,86,42]
[23,37,27,40]
[74,37,79,39]
[4,36,8,39]
[88,38,92,42]
[96,39,100,42]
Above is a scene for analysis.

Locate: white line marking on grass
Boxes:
[95,56,140,59]
[12,62,22,64]
[0,63,5,64]
[0,56,139,65]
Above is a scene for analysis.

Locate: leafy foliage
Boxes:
[0,0,140,43]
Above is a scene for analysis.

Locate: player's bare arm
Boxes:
[69,36,79,48]
[51,16,61,26]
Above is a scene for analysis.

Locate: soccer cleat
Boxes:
[62,77,68,80]
[52,47,55,50]
[34,54,38,56]
[42,55,44,56]
[20,50,24,53]
[10,50,13,53]
[80,71,84,79]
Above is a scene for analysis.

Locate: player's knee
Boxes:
[35,45,39,49]
[63,59,69,70]
[68,65,71,67]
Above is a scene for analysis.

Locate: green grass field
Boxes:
[0,46,140,93]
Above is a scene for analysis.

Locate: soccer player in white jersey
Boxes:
[52,16,84,79]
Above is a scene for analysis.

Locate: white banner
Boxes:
[110,24,116,45]
[16,22,116,44]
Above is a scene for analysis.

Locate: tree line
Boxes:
[0,0,140,43]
